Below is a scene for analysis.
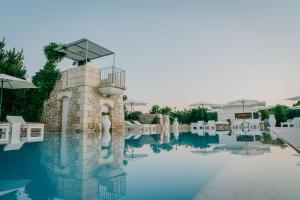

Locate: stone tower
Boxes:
[41,39,126,134]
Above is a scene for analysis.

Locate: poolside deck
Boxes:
[271,128,300,153]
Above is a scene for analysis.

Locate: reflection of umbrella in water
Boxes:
[191,144,225,155]
[231,144,270,156]
[0,74,37,117]
[124,153,148,160]
[232,149,265,156]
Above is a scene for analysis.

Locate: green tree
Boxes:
[272,105,289,127]
[159,106,172,115]
[150,105,160,114]
[125,111,142,121]
[259,109,270,121]
[0,38,28,120]
[293,101,300,106]
[23,43,64,121]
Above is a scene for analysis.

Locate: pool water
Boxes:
[0,132,300,200]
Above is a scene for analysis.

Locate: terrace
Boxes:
[56,38,126,96]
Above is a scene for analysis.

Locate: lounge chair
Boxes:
[0,122,10,144]
[125,121,143,134]
[6,115,44,143]
[293,117,300,128]
[134,120,157,134]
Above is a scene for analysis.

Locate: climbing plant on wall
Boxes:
[23,43,64,121]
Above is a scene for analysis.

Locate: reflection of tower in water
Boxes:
[98,133,126,200]
[161,115,170,144]
[40,132,126,200]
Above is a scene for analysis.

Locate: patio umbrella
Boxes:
[286,95,300,101]
[190,101,216,108]
[226,99,265,135]
[124,99,147,119]
[0,74,37,117]
[190,101,216,120]
[226,99,265,107]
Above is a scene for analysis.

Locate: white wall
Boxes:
[217,105,259,121]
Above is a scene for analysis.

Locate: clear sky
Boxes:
[1,0,299,110]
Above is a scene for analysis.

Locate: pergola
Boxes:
[55,38,115,65]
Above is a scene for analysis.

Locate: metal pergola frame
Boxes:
[56,38,115,65]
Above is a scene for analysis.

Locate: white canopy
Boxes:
[0,74,37,117]
[0,74,36,89]
[124,99,147,115]
[124,99,147,106]
[190,101,216,108]
[286,95,300,101]
[226,99,265,107]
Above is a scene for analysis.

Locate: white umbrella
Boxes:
[226,99,265,134]
[190,101,216,120]
[190,101,216,108]
[290,105,300,110]
[0,74,37,117]
[286,95,300,101]
[124,99,147,116]
[226,99,265,107]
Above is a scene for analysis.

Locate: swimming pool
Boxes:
[0,132,300,200]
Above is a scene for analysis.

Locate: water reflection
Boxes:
[44,132,126,200]
[125,132,270,157]
[0,132,285,200]
[0,132,126,200]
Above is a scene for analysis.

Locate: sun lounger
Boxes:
[6,115,44,143]
[0,123,10,144]
[133,120,157,134]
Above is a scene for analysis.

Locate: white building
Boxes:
[191,99,266,135]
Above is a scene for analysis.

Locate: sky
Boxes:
[1,0,299,111]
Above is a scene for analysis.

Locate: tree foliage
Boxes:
[0,38,27,120]
[259,104,300,127]
[149,105,160,114]
[24,43,64,121]
[294,101,300,107]
[0,39,64,121]
[125,111,142,121]
[148,105,218,124]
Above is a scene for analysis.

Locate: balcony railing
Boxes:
[100,66,126,90]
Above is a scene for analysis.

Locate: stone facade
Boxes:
[42,65,125,134]
[139,113,162,124]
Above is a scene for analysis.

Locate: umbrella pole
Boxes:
[0,80,3,119]
[242,101,248,152]
[131,103,133,121]
[202,104,204,121]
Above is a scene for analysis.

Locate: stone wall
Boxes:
[42,65,125,134]
[155,124,190,133]
[139,113,162,124]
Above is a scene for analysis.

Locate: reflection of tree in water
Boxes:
[0,143,56,200]
[126,133,219,154]
[177,134,219,149]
